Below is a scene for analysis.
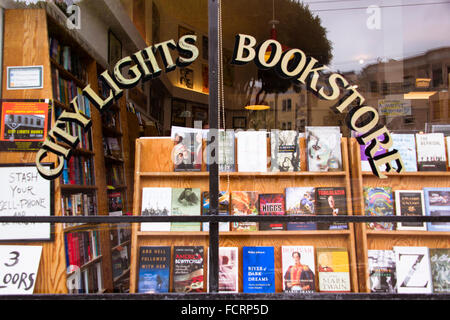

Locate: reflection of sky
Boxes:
[302,0,450,72]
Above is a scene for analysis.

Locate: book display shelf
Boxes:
[348,138,450,293]
[129,137,359,293]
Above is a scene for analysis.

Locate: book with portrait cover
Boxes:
[285,187,316,230]
[230,191,259,231]
[394,246,432,294]
[141,187,171,232]
[315,187,348,230]
[172,131,202,172]
[423,187,450,232]
[306,126,342,172]
[367,249,397,293]
[429,248,450,293]
[172,246,204,293]
[316,247,351,292]
[270,130,300,172]
[394,190,426,231]
[202,191,230,232]
[258,193,285,231]
[137,246,170,293]
[207,247,239,293]
[171,188,201,231]
[243,246,275,293]
[281,246,316,293]
[416,133,447,171]
[363,187,394,231]
[236,130,267,172]
[391,133,418,172]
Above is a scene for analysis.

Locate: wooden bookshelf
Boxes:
[348,138,450,293]
[129,137,359,293]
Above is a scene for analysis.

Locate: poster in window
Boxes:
[179,68,194,89]
[0,99,51,152]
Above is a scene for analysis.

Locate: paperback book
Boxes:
[230,191,259,231]
[258,193,285,231]
[429,248,450,293]
[243,246,275,293]
[270,130,300,172]
[171,188,201,231]
[202,191,230,232]
[363,187,394,230]
[391,133,418,172]
[108,192,123,215]
[285,187,316,230]
[141,187,172,232]
[316,247,351,292]
[172,131,202,171]
[306,126,342,172]
[315,187,348,230]
[219,130,235,172]
[423,188,450,232]
[137,246,170,293]
[367,249,397,293]
[394,246,432,294]
[281,246,316,292]
[173,246,204,293]
[208,247,239,293]
[236,130,267,172]
[394,190,426,231]
[416,133,447,171]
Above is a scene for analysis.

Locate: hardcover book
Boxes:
[367,249,397,293]
[306,126,342,172]
[416,133,447,171]
[316,247,351,292]
[429,248,450,293]
[258,193,285,231]
[285,187,316,230]
[243,246,275,293]
[171,188,201,231]
[394,190,426,231]
[141,187,172,232]
[230,191,259,231]
[207,247,239,293]
[173,246,204,293]
[270,130,300,172]
[202,191,230,232]
[315,187,348,230]
[363,187,394,231]
[108,192,123,215]
[173,131,202,171]
[391,133,418,172]
[236,130,267,172]
[423,188,450,232]
[137,246,170,293]
[219,130,235,172]
[281,246,316,292]
[394,246,432,294]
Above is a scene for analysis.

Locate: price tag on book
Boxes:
[0,246,42,294]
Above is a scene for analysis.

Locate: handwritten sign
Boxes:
[0,245,42,294]
[0,164,53,241]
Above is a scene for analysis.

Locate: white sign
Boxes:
[378,99,411,116]
[0,245,42,294]
[7,66,44,90]
[0,165,52,240]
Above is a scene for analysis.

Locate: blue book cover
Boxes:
[285,187,317,230]
[391,133,418,172]
[243,246,275,293]
[423,188,450,232]
[137,246,171,293]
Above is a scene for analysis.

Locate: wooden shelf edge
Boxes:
[113,268,130,283]
[361,171,450,177]
[50,57,87,88]
[111,240,131,251]
[366,230,450,236]
[136,230,352,237]
[138,171,348,177]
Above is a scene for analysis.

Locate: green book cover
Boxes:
[171,188,201,231]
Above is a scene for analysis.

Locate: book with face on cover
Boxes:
[316,247,351,292]
[243,246,275,293]
[171,188,201,231]
[429,248,450,293]
[394,190,426,231]
[306,126,342,172]
[207,247,239,293]
[281,246,316,293]
[258,193,285,231]
[172,246,204,293]
[270,130,300,172]
[230,191,259,231]
[423,187,450,232]
[315,187,348,230]
[172,130,203,172]
[394,246,432,294]
[416,133,447,171]
[367,249,397,293]
[141,187,172,232]
[363,187,394,231]
[236,130,267,172]
[285,187,316,230]
[137,246,171,293]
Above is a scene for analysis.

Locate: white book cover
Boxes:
[447,136,450,167]
[306,126,342,172]
[236,130,267,172]
[281,246,316,292]
[207,247,239,293]
[394,190,426,231]
[415,133,447,170]
[391,133,418,172]
[141,187,172,232]
[394,246,432,294]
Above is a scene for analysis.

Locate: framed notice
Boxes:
[7,66,43,90]
[0,99,51,152]
[0,163,54,241]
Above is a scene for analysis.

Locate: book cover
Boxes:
[423,188,450,232]
[391,133,418,172]
[106,137,122,159]
[394,190,426,231]
[137,246,171,293]
[394,246,432,293]
[258,193,285,231]
[236,130,267,172]
[281,246,316,292]
[447,136,450,168]
[316,247,351,292]
[270,130,300,172]
[172,131,202,171]
[315,187,348,230]
[108,192,123,215]
[202,191,230,232]
[367,249,397,293]
[243,246,275,293]
[173,246,204,293]
[363,187,394,230]
[416,133,447,171]
[219,130,235,172]
[141,187,171,232]
[306,126,342,172]
[208,247,239,293]
[285,187,316,230]
[429,248,450,293]
[171,188,201,231]
[230,191,259,231]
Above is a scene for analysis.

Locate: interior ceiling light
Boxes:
[403,91,437,100]
[245,104,270,111]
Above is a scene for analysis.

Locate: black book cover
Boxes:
[258,193,286,230]
[315,187,348,230]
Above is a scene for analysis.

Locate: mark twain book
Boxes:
[173,246,204,293]
[243,246,275,293]
[316,247,351,292]
[258,193,285,231]
[270,130,300,172]
[394,190,426,231]
[137,246,170,293]
[315,187,348,230]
